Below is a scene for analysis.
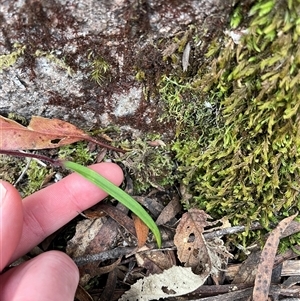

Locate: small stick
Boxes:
[14,157,32,186]
[0,149,60,166]
[87,137,126,153]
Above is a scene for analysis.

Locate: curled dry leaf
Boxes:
[253,214,298,301]
[132,214,149,248]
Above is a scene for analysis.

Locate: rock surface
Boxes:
[0,0,235,134]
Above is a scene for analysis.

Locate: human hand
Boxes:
[0,162,123,301]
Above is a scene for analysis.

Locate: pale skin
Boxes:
[0,163,124,301]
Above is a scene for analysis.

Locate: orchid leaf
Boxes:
[63,160,161,248]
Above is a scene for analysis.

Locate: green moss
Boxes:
[35,50,73,75]
[88,52,110,85]
[22,160,52,196]
[0,43,26,71]
[0,155,26,184]
[135,69,146,81]
[159,0,300,245]
[230,6,243,29]
[0,45,74,74]
[58,141,96,165]
[116,137,176,193]
[7,112,28,125]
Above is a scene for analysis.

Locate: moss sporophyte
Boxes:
[158,0,300,245]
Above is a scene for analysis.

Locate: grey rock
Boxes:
[0,0,236,132]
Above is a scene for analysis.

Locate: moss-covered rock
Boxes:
[160,0,300,243]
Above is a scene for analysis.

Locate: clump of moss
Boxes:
[0,154,55,197]
[0,155,26,184]
[160,0,300,244]
[0,43,26,71]
[0,45,74,75]
[58,141,96,165]
[88,51,110,85]
[35,50,73,75]
[21,160,53,196]
[116,137,176,193]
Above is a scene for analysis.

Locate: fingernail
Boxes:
[0,182,7,209]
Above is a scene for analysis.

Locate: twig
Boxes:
[87,136,126,153]
[203,221,263,240]
[73,240,175,266]
[14,157,32,186]
[0,149,60,166]
[74,247,136,266]
[73,222,265,266]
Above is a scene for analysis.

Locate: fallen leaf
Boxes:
[156,196,181,226]
[135,250,176,274]
[134,196,164,219]
[97,203,137,238]
[132,214,149,248]
[174,209,232,277]
[281,220,300,238]
[174,209,212,275]
[0,115,123,151]
[232,246,261,285]
[0,115,86,149]
[253,214,298,301]
[66,215,120,285]
[118,266,208,301]
[75,285,94,301]
[100,269,118,301]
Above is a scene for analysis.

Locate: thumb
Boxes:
[0,181,23,272]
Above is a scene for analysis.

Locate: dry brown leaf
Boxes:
[253,214,298,301]
[0,115,88,150]
[0,115,123,151]
[95,258,121,275]
[174,209,212,275]
[66,216,120,285]
[75,285,94,301]
[281,220,300,238]
[97,203,137,238]
[232,246,261,285]
[174,209,232,278]
[132,214,149,248]
[135,250,176,274]
[156,197,182,226]
[100,269,118,301]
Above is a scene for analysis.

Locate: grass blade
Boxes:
[63,161,161,247]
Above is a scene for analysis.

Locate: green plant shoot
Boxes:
[63,160,162,248]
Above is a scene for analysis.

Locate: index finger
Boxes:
[11,162,123,263]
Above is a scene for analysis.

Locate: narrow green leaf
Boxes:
[63,160,162,248]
